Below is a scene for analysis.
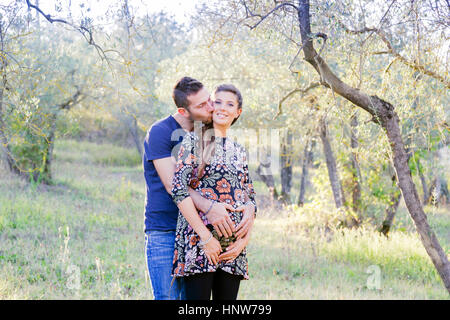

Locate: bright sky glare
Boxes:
[8,0,199,24]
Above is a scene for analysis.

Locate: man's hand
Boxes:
[235,203,255,239]
[206,202,240,238]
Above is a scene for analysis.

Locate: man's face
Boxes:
[185,87,214,124]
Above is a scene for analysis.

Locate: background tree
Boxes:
[191,0,450,292]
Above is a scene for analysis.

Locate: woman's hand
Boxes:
[235,203,255,239]
[218,233,250,263]
[200,233,222,266]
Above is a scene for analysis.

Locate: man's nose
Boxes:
[207,100,214,112]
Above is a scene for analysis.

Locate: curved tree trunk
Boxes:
[295,0,450,292]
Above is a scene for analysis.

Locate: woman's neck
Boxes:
[214,125,228,138]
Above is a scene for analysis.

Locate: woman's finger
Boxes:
[213,223,224,238]
[235,219,250,238]
[213,252,220,265]
[206,253,212,265]
[225,242,237,252]
[220,246,238,260]
[214,219,234,238]
[223,203,236,212]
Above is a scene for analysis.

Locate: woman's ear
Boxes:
[236,108,242,118]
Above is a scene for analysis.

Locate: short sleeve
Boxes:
[144,124,173,161]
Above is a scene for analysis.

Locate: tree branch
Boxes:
[241,0,298,30]
[336,20,450,89]
[275,81,320,119]
[25,0,110,63]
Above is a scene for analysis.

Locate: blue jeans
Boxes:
[145,230,185,300]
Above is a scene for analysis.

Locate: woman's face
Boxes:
[212,91,242,128]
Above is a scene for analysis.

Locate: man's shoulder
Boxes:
[146,115,182,138]
[148,115,174,133]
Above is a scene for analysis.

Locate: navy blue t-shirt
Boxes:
[143,115,185,232]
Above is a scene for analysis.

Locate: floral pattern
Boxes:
[171,132,256,280]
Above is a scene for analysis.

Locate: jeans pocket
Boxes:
[146,231,176,267]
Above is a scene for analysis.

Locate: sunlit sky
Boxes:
[14,0,199,24]
[1,0,447,64]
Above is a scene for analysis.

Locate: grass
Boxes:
[0,139,449,299]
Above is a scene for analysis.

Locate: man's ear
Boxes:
[178,107,190,118]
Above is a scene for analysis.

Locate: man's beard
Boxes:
[189,112,212,125]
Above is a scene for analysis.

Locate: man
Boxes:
[143,77,255,300]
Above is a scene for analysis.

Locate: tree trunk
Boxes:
[40,89,83,184]
[380,173,402,236]
[280,129,293,203]
[126,114,143,158]
[382,105,450,291]
[0,59,26,178]
[319,117,345,208]
[296,0,450,291]
[416,157,428,204]
[427,176,450,206]
[298,138,315,206]
[41,113,58,184]
[350,113,362,215]
[256,147,279,200]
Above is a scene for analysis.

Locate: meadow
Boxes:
[0,139,449,299]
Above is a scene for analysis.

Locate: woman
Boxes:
[170,84,256,300]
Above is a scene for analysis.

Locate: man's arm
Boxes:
[188,189,235,238]
[153,157,235,238]
[153,157,176,195]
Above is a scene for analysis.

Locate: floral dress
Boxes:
[171,132,256,280]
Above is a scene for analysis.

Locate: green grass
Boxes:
[53,139,142,167]
[0,139,449,299]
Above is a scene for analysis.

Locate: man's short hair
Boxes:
[172,77,204,110]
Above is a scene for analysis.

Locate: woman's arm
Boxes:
[176,197,222,265]
[171,134,222,264]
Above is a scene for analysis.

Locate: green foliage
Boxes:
[0,139,448,299]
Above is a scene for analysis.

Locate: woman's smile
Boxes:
[212,91,241,127]
[215,112,229,119]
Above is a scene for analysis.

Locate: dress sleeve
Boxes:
[171,133,199,205]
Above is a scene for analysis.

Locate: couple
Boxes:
[143,77,257,300]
